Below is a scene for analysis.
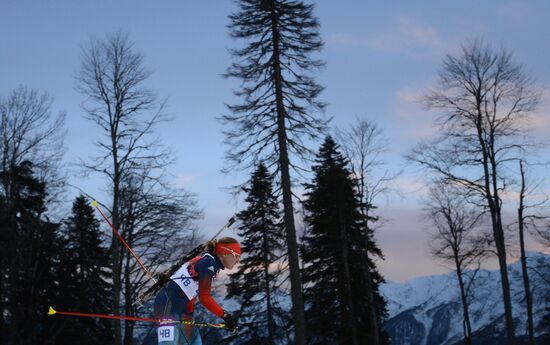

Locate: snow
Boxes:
[381,252,550,344]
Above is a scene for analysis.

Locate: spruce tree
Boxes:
[54,195,113,344]
[226,164,288,345]
[301,137,387,345]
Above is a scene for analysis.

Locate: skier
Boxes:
[154,237,241,345]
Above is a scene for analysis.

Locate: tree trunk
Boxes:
[111,153,122,345]
[518,160,535,345]
[111,235,122,345]
[476,111,516,345]
[338,208,359,345]
[124,252,134,345]
[269,4,307,345]
[490,170,516,345]
[362,206,380,345]
[493,221,516,345]
[262,215,275,345]
[276,115,307,345]
[454,256,472,345]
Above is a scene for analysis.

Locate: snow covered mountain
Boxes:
[380,252,550,345]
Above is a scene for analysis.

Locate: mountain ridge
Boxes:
[380,251,550,345]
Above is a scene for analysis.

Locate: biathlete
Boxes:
[154,237,242,345]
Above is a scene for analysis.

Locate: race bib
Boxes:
[158,325,175,342]
[171,262,199,299]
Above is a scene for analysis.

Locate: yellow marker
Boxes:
[92,200,97,207]
[48,306,56,315]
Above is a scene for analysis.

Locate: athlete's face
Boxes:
[220,252,241,269]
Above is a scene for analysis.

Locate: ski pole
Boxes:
[92,200,157,284]
[47,307,227,329]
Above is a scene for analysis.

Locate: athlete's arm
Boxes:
[197,275,224,317]
[195,256,224,317]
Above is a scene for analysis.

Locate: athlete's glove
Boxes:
[222,312,237,333]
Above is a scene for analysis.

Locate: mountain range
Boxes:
[380,252,550,345]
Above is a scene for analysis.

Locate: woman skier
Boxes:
[154,237,241,345]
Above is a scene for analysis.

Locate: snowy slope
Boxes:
[381,252,550,345]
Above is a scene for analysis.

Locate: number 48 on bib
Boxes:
[158,325,175,342]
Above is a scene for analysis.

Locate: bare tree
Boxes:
[222,2,329,343]
[0,85,65,340]
[514,159,550,345]
[334,117,400,345]
[119,172,202,345]
[335,118,399,209]
[424,181,486,345]
[77,30,172,345]
[408,39,541,345]
[0,85,66,210]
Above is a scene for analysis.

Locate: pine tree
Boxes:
[53,195,113,344]
[226,164,288,345]
[301,137,387,345]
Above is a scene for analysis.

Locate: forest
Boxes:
[1,1,549,345]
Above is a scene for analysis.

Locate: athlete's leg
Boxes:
[178,311,204,345]
[154,288,178,344]
[189,328,202,345]
[155,281,203,345]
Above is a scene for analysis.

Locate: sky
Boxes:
[1,0,549,282]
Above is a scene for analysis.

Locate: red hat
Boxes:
[215,242,242,256]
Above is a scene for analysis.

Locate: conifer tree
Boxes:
[301,137,387,345]
[222,2,329,342]
[226,163,288,345]
[53,195,113,344]
[0,161,63,344]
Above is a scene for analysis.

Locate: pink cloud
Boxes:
[376,207,448,282]
[391,86,440,139]
[175,175,194,187]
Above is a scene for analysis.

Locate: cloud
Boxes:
[497,1,532,22]
[396,89,424,104]
[369,16,445,58]
[327,16,446,59]
[175,175,194,187]
[391,84,550,157]
[391,86,440,139]
[393,176,428,196]
[375,203,550,283]
[375,207,449,282]
[326,32,366,47]
[530,89,550,136]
